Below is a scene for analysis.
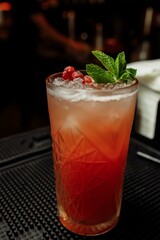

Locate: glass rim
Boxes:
[46,70,139,94]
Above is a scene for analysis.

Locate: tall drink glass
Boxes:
[46,71,138,236]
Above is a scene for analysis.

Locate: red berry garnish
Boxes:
[62,66,75,80]
[72,71,84,80]
[61,66,94,84]
[83,75,93,84]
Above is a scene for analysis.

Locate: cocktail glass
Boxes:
[46,71,138,236]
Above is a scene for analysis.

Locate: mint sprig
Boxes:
[86,50,137,83]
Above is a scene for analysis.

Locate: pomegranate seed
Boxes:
[83,75,93,84]
[62,71,71,80]
[72,71,84,80]
[62,66,75,80]
[64,66,75,73]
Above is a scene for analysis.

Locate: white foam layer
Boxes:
[47,86,138,102]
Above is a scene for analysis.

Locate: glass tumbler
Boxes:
[46,71,138,236]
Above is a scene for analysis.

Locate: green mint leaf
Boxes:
[119,68,137,81]
[86,64,115,83]
[115,51,126,78]
[127,68,137,78]
[86,50,137,84]
[92,50,116,76]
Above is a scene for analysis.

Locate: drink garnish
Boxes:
[62,66,93,84]
[86,50,137,84]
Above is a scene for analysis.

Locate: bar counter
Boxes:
[0,126,160,240]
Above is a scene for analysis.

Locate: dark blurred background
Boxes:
[0,0,160,138]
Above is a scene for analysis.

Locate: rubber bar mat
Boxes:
[0,141,160,240]
[0,126,52,168]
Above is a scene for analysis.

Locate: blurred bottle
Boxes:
[130,6,153,61]
[0,1,13,41]
[67,10,75,40]
[94,22,103,50]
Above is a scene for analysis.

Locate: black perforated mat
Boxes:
[0,127,160,240]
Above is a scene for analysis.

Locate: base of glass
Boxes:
[59,213,119,236]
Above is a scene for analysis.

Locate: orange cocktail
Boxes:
[46,71,138,236]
